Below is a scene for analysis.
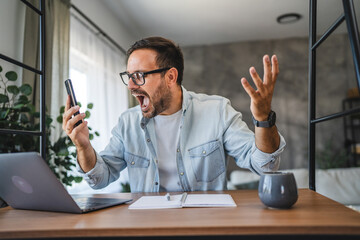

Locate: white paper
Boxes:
[128,194,184,209]
[183,194,237,207]
[129,193,236,209]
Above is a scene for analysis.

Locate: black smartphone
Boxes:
[64,79,82,127]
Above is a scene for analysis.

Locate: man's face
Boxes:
[127,49,172,118]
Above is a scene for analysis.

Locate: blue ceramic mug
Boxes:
[258,172,298,209]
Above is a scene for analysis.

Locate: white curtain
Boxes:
[69,14,128,151]
[68,14,128,193]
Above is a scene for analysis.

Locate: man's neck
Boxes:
[160,85,183,116]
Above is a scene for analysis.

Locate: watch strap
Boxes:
[252,110,276,128]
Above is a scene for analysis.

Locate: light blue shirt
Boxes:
[78,87,286,193]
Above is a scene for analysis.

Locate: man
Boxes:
[63,37,285,193]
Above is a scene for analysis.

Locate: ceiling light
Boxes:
[277,13,302,24]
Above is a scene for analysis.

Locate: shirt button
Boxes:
[180,172,184,176]
[155,159,158,164]
[155,182,158,185]
[147,139,151,142]
[177,148,180,152]
[202,150,206,154]
[131,161,135,165]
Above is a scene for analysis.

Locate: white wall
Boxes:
[0,0,26,83]
[71,0,136,52]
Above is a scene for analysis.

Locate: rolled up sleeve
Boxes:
[250,133,286,174]
[76,151,110,189]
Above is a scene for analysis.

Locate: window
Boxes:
[67,14,129,194]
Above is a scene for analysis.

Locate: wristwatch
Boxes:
[252,110,276,128]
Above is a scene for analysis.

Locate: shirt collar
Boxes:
[181,86,190,115]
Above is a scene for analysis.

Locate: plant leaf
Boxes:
[13,104,24,109]
[5,71,17,81]
[17,95,29,104]
[0,94,9,103]
[33,112,40,118]
[85,110,90,118]
[95,131,100,136]
[7,85,20,95]
[57,115,63,124]
[20,106,31,113]
[19,84,32,96]
[74,176,83,183]
[60,106,65,114]
[46,117,53,126]
[20,113,29,123]
[28,104,35,114]
[64,165,72,171]
[87,103,93,109]
[0,109,10,119]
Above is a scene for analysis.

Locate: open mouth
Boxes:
[132,92,150,112]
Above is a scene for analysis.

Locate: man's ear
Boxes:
[166,67,178,86]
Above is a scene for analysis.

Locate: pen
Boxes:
[165,193,170,201]
[180,192,187,204]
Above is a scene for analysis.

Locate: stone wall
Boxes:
[181,33,356,172]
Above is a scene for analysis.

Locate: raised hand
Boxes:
[241,55,279,121]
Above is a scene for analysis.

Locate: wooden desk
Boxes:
[0,189,360,239]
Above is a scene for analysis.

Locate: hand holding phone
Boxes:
[63,79,95,172]
[64,79,82,127]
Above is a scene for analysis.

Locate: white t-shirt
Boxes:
[153,109,183,192]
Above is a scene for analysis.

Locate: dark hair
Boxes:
[126,36,184,85]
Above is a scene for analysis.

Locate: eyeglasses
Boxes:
[119,67,171,86]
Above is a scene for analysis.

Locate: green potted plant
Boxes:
[0,65,99,186]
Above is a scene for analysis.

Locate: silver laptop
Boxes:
[0,152,132,213]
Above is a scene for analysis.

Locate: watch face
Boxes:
[269,111,276,121]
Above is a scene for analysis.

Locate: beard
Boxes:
[132,80,172,119]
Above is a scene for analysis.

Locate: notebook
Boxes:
[129,193,237,209]
[0,152,132,213]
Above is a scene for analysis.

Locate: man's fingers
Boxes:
[63,96,71,131]
[65,115,85,135]
[67,112,85,131]
[241,78,256,98]
[63,106,81,132]
[63,105,80,124]
[249,67,264,92]
[71,120,88,135]
[65,95,71,111]
[263,55,272,85]
[271,55,279,83]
